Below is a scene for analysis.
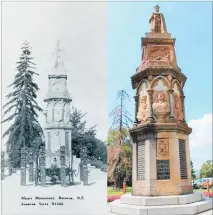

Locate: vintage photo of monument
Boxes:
[1,2,108,215]
[108,4,213,215]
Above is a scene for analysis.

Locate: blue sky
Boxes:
[107,2,212,170]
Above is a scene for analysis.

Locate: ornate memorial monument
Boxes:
[44,41,72,178]
[108,5,212,215]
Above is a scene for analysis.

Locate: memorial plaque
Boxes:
[157,160,170,180]
[137,141,145,180]
[179,139,187,179]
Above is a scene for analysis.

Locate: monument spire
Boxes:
[149,5,167,33]
[53,40,66,75]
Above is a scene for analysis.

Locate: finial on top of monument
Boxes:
[53,40,66,75]
[149,5,167,33]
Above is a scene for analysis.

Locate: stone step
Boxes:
[120,193,204,206]
[109,199,213,215]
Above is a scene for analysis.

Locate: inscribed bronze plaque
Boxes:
[179,139,187,179]
[137,141,145,180]
[157,160,170,180]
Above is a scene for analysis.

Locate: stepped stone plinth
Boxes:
[108,193,212,215]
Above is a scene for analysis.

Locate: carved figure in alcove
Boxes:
[174,95,183,121]
[137,95,148,123]
[152,91,170,122]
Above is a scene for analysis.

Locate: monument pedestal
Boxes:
[108,193,213,215]
[131,122,193,197]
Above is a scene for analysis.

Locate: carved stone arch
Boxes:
[63,102,71,124]
[150,76,170,90]
[46,101,53,123]
[172,80,183,96]
[53,101,63,123]
[136,80,148,96]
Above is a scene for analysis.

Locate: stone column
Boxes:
[134,95,139,125]
[1,152,5,180]
[29,149,34,182]
[168,89,175,121]
[82,163,88,186]
[60,146,66,187]
[80,162,83,181]
[21,147,26,186]
[39,146,46,186]
[180,95,186,122]
[80,146,88,185]
[147,89,154,122]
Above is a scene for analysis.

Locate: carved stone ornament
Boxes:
[148,75,153,81]
[147,47,170,61]
[152,91,170,122]
[174,94,183,121]
[157,139,169,156]
[137,95,149,123]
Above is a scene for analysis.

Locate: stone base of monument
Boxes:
[108,193,213,215]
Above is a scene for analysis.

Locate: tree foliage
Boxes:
[70,107,107,164]
[110,90,133,144]
[108,90,133,189]
[2,41,44,168]
[107,127,132,188]
[190,159,196,180]
[200,160,213,178]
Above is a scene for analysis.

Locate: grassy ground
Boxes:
[107,186,212,197]
[108,186,132,197]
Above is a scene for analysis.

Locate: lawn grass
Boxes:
[108,186,132,197]
[107,186,212,197]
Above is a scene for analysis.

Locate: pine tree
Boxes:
[2,41,44,168]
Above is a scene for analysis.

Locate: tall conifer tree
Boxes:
[2,41,44,168]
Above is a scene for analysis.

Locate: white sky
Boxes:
[1,2,108,151]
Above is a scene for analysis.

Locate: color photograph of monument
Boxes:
[107,2,212,215]
[1,2,108,215]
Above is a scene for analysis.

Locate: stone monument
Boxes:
[108,5,212,215]
[44,41,72,170]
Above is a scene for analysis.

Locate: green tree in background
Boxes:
[190,159,196,181]
[107,127,132,189]
[200,160,213,178]
[2,41,44,168]
[70,107,107,164]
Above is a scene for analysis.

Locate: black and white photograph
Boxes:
[1,2,108,215]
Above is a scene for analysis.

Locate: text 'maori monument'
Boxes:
[108,5,212,215]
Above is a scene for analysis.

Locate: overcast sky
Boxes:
[1,2,108,151]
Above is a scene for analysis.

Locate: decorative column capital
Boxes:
[167,89,174,94]
[147,89,154,96]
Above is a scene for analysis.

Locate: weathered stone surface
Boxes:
[108,197,213,215]
[120,193,204,206]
